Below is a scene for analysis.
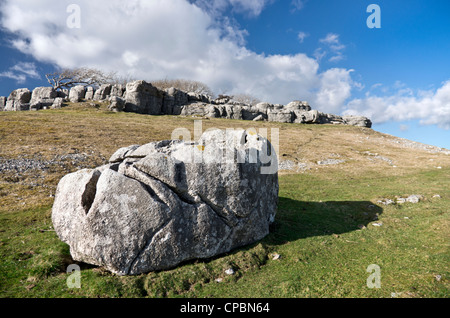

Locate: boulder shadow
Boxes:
[265,197,383,245]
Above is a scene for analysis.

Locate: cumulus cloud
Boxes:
[344,81,450,129]
[0,0,355,108]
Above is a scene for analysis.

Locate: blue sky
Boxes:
[0,0,449,149]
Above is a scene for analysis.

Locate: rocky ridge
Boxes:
[1,80,372,128]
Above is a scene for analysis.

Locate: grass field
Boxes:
[0,103,449,298]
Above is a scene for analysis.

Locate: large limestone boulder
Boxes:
[69,85,86,103]
[4,88,31,111]
[162,87,189,115]
[267,107,294,123]
[111,84,126,98]
[52,129,279,275]
[343,115,372,128]
[108,96,125,112]
[85,87,95,100]
[93,84,112,101]
[286,100,311,111]
[30,87,57,110]
[51,97,64,109]
[125,80,163,115]
[293,110,319,124]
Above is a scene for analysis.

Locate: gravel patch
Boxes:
[0,153,92,174]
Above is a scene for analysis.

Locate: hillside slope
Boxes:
[1,103,449,298]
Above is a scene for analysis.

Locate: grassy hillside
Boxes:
[1,103,449,298]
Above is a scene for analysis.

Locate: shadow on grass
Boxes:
[265,197,383,245]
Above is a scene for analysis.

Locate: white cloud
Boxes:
[318,33,346,62]
[0,62,40,83]
[297,31,308,43]
[344,80,450,129]
[291,0,306,12]
[191,0,271,17]
[0,0,356,108]
[229,0,270,16]
[319,33,340,45]
[1,0,448,131]
[313,68,354,114]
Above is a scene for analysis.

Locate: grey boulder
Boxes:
[69,85,86,103]
[343,115,373,128]
[125,80,163,115]
[108,96,125,112]
[4,88,31,111]
[30,87,57,110]
[94,84,112,101]
[85,87,95,100]
[52,129,279,275]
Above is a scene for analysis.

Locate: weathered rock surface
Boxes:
[94,84,112,101]
[69,85,86,103]
[5,88,31,111]
[343,115,373,128]
[125,80,163,115]
[30,87,57,110]
[108,96,125,112]
[111,84,126,98]
[85,87,95,100]
[0,96,6,111]
[162,87,189,115]
[51,97,64,109]
[1,80,373,128]
[52,129,278,275]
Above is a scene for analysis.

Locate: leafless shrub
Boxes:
[46,67,124,90]
[151,78,214,97]
[230,93,261,106]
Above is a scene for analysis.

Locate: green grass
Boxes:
[0,105,449,298]
[1,168,448,298]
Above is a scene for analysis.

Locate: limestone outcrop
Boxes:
[4,88,31,111]
[2,81,373,128]
[52,129,279,275]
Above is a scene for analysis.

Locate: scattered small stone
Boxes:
[405,195,422,204]
[225,268,235,276]
[215,278,223,283]
[372,222,383,227]
[377,199,395,206]
[437,166,442,169]
[435,275,442,282]
[317,159,346,165]
[396,197,407,204]
[432,194,442,199]
[357,224,366,230]
[271,253,281,260]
